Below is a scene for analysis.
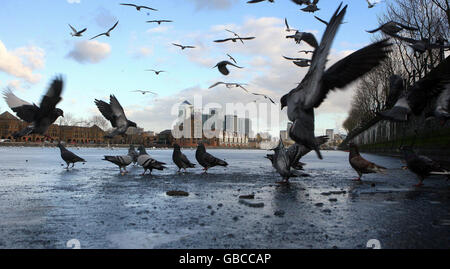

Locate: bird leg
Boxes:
[71,163,75,168]
[414,179,424,187]
[66,163,70,170]
[140,169,147,176]
[352,177,362,181]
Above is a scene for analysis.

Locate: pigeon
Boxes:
[209,82,249,93]
[366,21,418,35]
[348,143,387,181]
[389,34,450,54]
[137,145,167,176]
[291,0,312,5]
[146,20,173,25]
[103,155,133,174]
[128,144,139,164]
[68,24,87,37]
[213,61,243,76]
[94,95,137,138]
[378,58,450,122]
[270,139,297,183]
[90,20,119,40]
[172,43,196,50]
[281,4,392,160]
[286,31,319,48]
[195,143,228,173]
[384,75,405,109]
[120,3,157,11]
[399,146,450,187]
[57,142,86,170]
[172,144,196,172]
[301,0,319,13]
[426,84,450,124]
[3,76,64,139]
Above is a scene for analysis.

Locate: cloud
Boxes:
[0,40,44,84]
[189,0,239,10]
[67,40,111,64]
[146,26,171,34]
[67,0,81,3]
[94,7,117,28]
[131,46,153,58]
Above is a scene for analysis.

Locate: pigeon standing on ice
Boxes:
[400,146,449,187]
[195,143,228,173]
[95,95,137,138]
[57,142,86,170]
[3,76,64,139]
[103,155,133,174]
[137,146,167,176]
[172,144,196,172]
[271,139,297,183]
[348,143,387,181]
[281,4,392,159]
[128,145,139,165]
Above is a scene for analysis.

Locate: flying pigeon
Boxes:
[94,95,137,138]
[389,34,450,53]
[57,142,86,170]
[301,0,320,13]
[281,3,392,160]
[213,61,243,76]
[286,31,319,48]
[90,20,119,40]
[348,143,387,181]
[120,3,157,11]
[172,144,196,172]
[68,24,87,37]
[378,58,450,122]
[195,143,228,173]
[3,76,64,139]
[128,144,139,165]
[366,21,418,35]
[103,155,133,174]
[400,146,450,187]
[137,145,167,176]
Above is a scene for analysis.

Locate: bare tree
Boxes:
[89,115,109,131]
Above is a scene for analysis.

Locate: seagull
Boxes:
[90,20,119,40]
[209,82,249,93]
[366,0,383,8]
[280,4,392,159]
[283,56,312,67]
[3,76,64,139]
[68,24,87,37]
[252,92,276,104]
[285,18,297,32]
[348,143,387,181]
[314,16,347,25]
[103,155,133,175]
[131,90,158,95]
[145,69,166,75]
[247,0,274,4]
[195,143,228,173]
[298,50,315,54]
[172,43,196,50]
[213,61,243,76]
[172,144,196,172]
[366,21,418,35]
[399,146,450,187]
[57,142,86,170]
[146,20,173,24]
[227,54,237,64]
[301,0,320,13]
[120,3,157,11]
[94,95,137,138]
[214,36,255,44]
[286,31,319,48]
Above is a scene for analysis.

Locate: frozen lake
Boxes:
[0,146,449,249]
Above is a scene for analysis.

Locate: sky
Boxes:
[0,0,386,137]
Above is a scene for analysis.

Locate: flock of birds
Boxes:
[2,2,450,187]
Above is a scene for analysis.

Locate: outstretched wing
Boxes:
[108,21,119,32]
[40,76,63,115]
[95,99,115,127]
[209,82,225,89]
[3,89,38,123]
[301,32,319,48]
[69,24,77,33]
[214,38,233,43]
[109,95,128,127]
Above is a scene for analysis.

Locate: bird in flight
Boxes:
[247,0,274,3]
[285,18,297,32]
[68,24,87,37]
[315,16,347,25]
[120,3,158,11]
[214,29,256,44]
[213,61,244,76]
[301,0,320,13]
[131,90,158,95]
[366,21,418,35]
[298,50,314,54]
[252,92,276,104]
[283,56,312,67]
[227,54,237,64]
[95,95,137,138]
[145,69,166,75]
[286,31,318,48]
[172,43,196,50]
[366,0,383,8]
[209,82,249,93]
[90,20,119,40]
[146,20,173,25]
